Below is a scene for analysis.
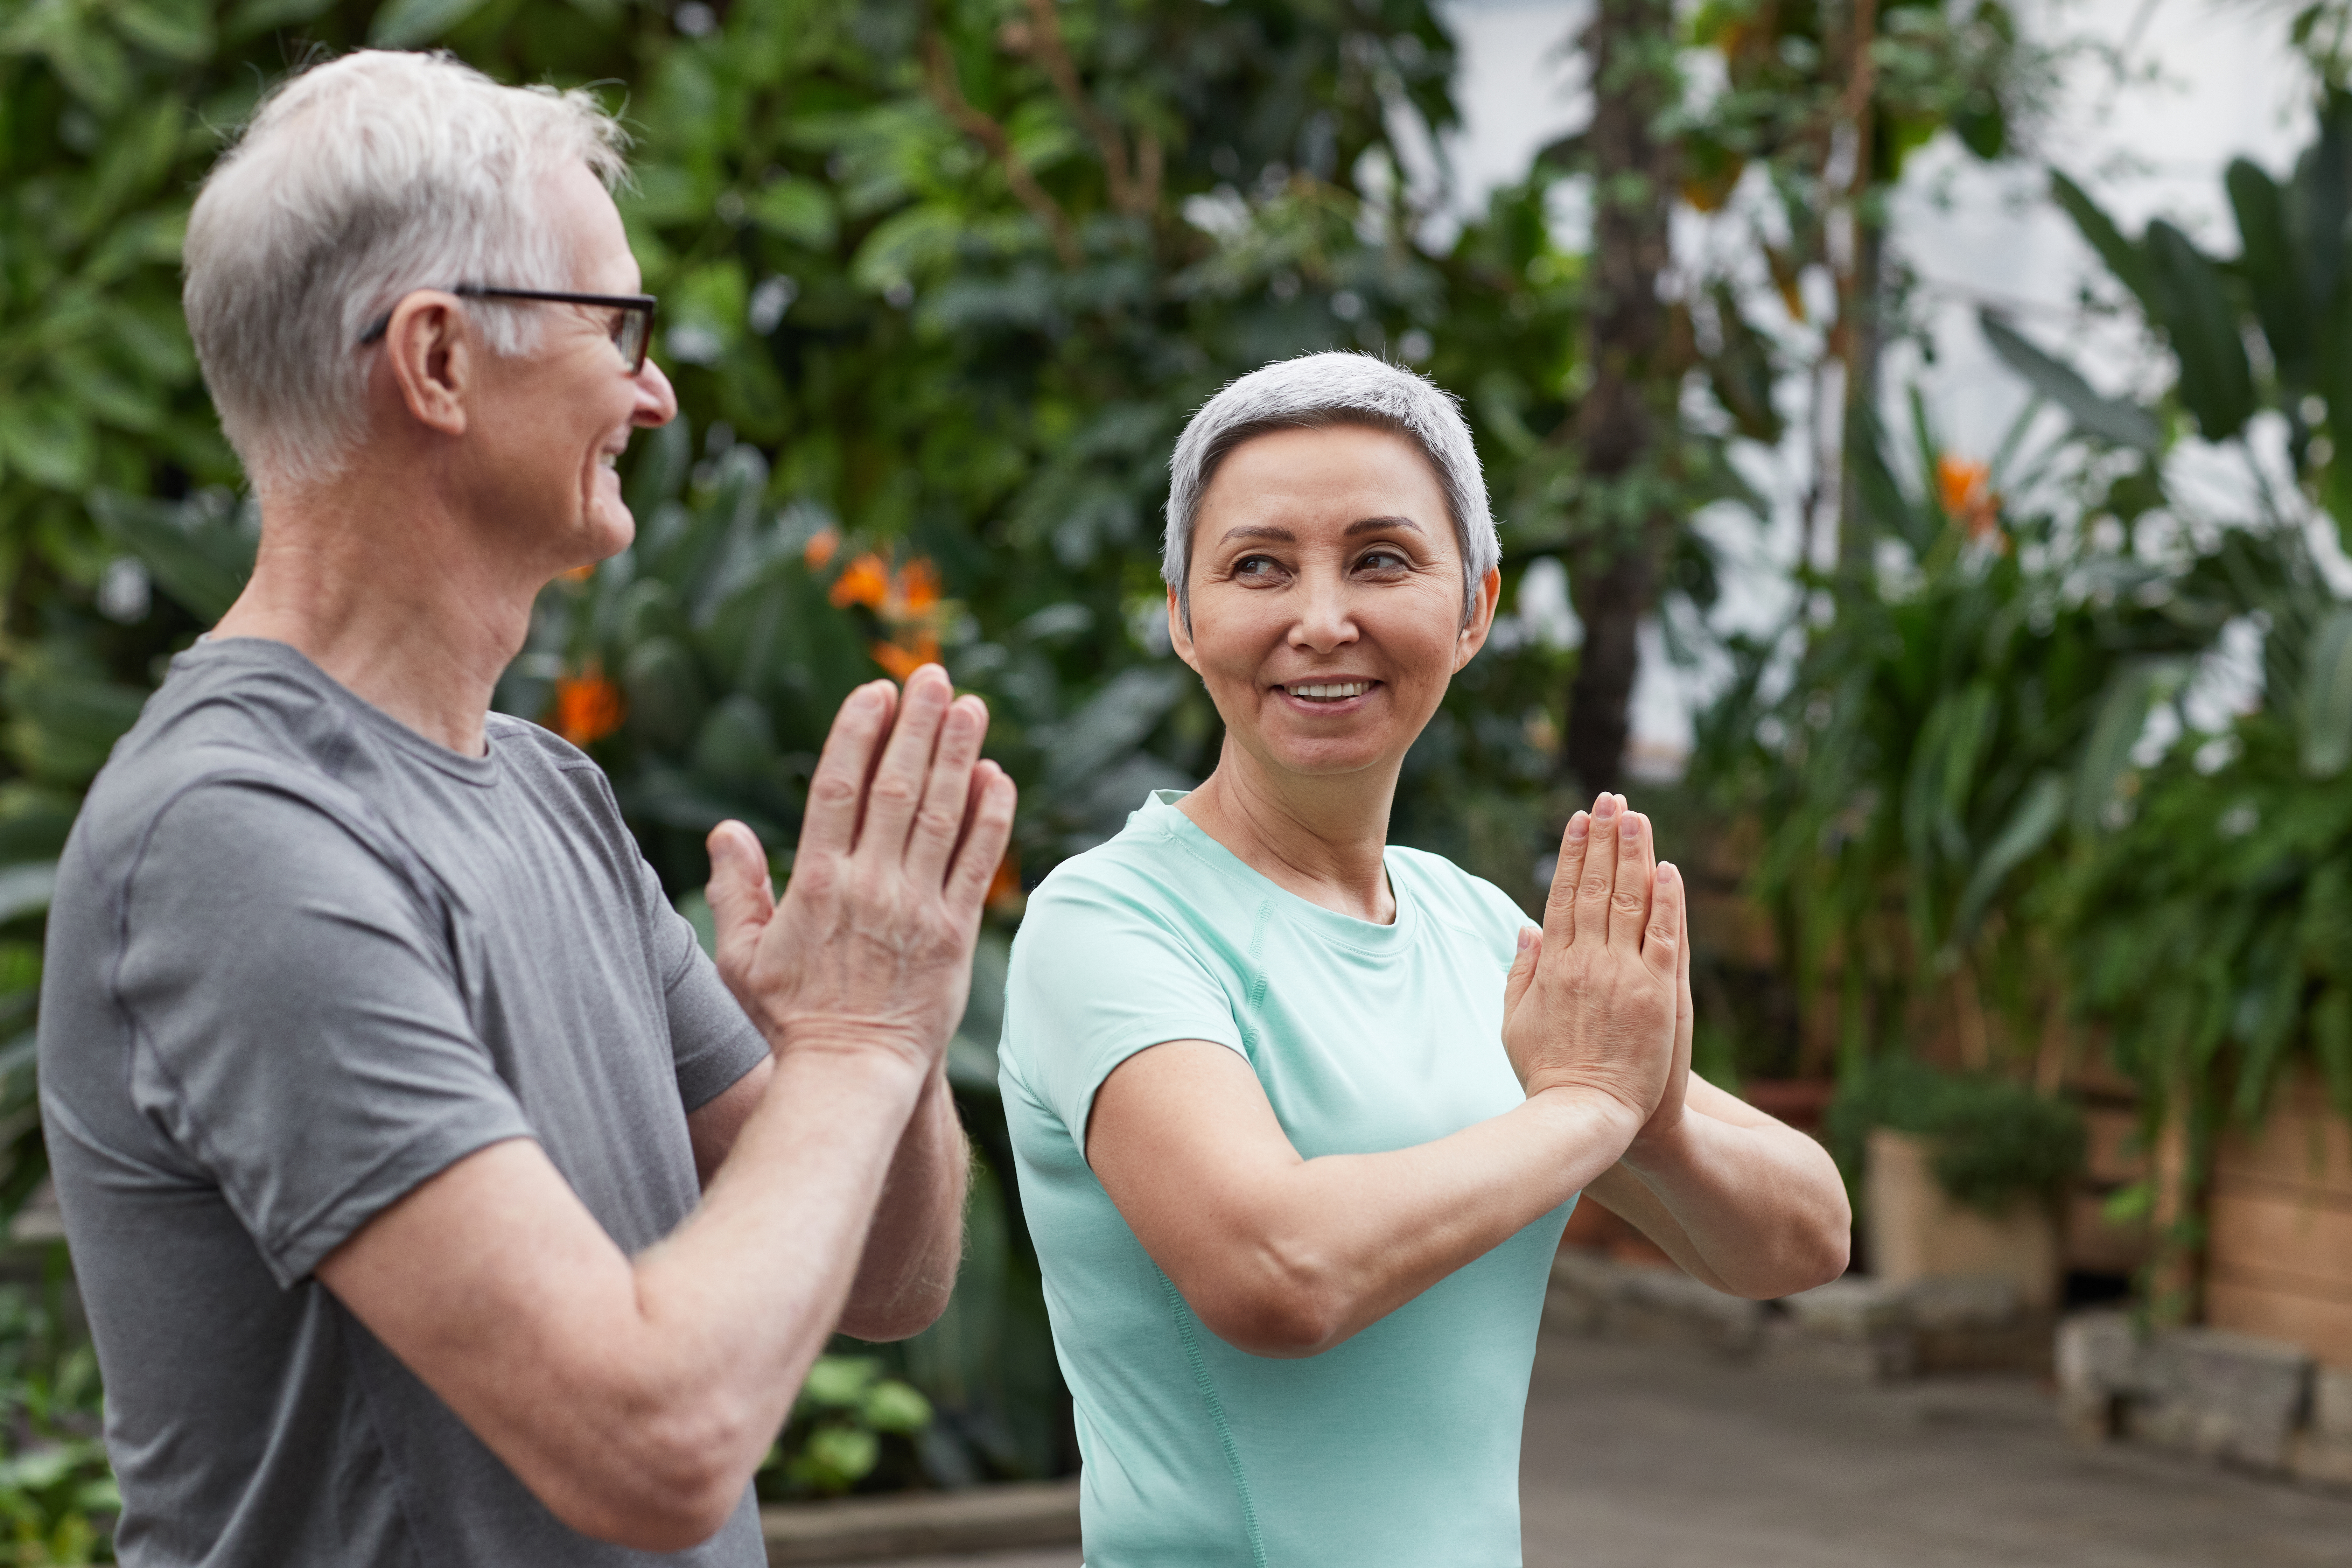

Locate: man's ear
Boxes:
[1167,584,1200,673]
[1454,564,1503,672]
[380,292,472,440]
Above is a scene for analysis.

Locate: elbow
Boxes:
[1736,1187,1854,1301]
[532,1391,757,1552]
[1190,1243,1352,1359]
[839,1272,955,1343]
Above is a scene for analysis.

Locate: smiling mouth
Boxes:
[1282,681,1375,703]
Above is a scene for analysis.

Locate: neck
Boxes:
[1177,735,1400,923]
[210,462,541,757]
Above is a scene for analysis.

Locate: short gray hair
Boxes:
[183,51,630,489]
[1161,351,1499,628]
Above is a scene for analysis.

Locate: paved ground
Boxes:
[836,1327,2352,1566]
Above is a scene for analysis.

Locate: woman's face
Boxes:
[1171,423,1499,785]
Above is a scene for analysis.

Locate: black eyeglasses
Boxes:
[359,285,658,374]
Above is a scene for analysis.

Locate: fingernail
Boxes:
[1517,926,1536,953]
[1594,795,1618,819]
[1620,810,1640,839]
[1658,861,1678,883]
[1566,811,1589,841]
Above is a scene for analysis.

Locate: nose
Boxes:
[632,355,679,428]
[1287,570,1359,654]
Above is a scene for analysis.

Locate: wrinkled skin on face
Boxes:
[1170,423,1499,796]
[451,160,676,578]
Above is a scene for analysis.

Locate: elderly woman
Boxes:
[997,353,1848,1564]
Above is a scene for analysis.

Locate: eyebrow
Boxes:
[1215,515,1428,546]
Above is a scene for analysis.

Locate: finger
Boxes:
[1642,860,1686,986]
[944,763,1018,922]
[1503,925,1541,1017]
[705,820,776,988]
[1539,813,1591,950]
[1676,882,1694,1027]
[858,664,954,857]
[800,682,896,855]
[906,694,989,885]
[1608,803,1656,948]
[1575,792,1621,944]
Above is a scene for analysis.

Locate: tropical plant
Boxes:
[1825,1055,2085,1214]
[1693,388,2241,1078]
[0,1272,116,1564]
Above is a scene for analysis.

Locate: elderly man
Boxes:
[35,50,1010,1568]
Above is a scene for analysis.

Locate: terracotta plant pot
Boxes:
[1865,1128,2058,1308]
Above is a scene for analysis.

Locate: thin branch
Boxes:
[1022,0,1149,216]
[921,33,1082,266]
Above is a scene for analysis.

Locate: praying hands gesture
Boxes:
[1501,791,1689,1140]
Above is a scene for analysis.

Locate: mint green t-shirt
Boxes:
[999,791,1576,1567]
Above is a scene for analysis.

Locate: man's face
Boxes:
[457,161,676,576]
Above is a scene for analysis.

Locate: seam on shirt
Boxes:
[1156,1267,1266,1568]
[1241,899,1272,1055]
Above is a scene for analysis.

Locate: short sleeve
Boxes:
[642,864,766,1111]
[115,783,534,1287]
[1001,871,1244,1163]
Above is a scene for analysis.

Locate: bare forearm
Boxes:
[1604,1108,1851,1298]
[1208,1086,1639,1356]
[627,1046,933,1496]
[838,1073,969,1340]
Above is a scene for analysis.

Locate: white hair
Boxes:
[1161,351,1500,629]
[182,50,630,489]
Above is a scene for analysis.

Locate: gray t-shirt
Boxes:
[37,637,771,1568]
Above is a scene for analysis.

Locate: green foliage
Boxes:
[757,1355,933,1499]
[1826,1057,2085,1215]
[1694,399,2231,1069]
[0,1271,115,1564]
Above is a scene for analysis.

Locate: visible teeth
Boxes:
[598,452,621,468]
[1290,682,1370,699]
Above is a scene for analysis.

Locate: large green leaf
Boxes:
[2146,220,2256,441]
[2298,606,2352,778]
[2226,159,2310,391]
[2051,170,2158,312]
[1978,312,2160,454]
[1949,772,2066,951]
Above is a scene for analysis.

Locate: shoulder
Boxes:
[1389,846,1531,951]
[1015,815,1256,955]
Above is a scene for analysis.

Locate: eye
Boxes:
[1356,546,1412,574]
[1233,553,1282,579]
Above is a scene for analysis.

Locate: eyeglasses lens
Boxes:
[615,309,649,373]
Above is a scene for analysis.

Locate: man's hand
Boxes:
[1499,792,1682,1125]
[704,664,1016,1074]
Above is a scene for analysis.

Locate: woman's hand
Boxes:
[1499,793,1682,1128]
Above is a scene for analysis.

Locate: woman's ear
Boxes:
[1453,565,1503,671]
[1167,584,1200,673]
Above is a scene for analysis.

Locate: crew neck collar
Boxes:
[183,636,503,786]
[1138,789,1416,954]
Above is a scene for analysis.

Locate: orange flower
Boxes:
[550,667,626,746]
[829,552,890,610]
[804,526,841,569]
[986,849,1021,911]
[896,557,941,615]
[1935,453,2002,541]
[868,629,943,682]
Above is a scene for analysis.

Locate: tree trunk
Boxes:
[1564,0,1680,796]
